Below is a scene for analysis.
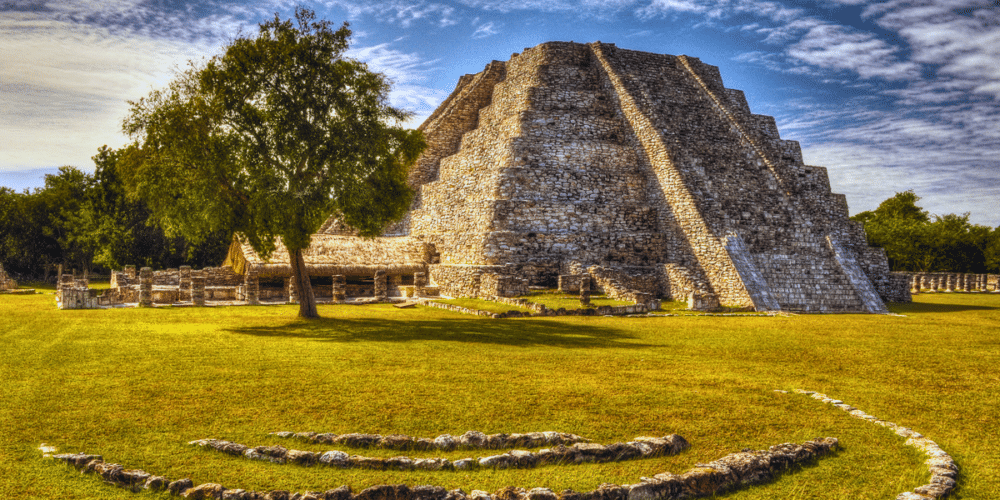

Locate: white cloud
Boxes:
[318,0,459,27]
[472,20,500,38]
[786,23,920,80]
[456,0,638,15]
[346,43,448,117]
[0,12,218,171]
[637,0,803,22]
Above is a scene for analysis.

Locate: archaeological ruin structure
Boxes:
[60,41,954,313]
[228,41,912,313]
[0,263,16,291]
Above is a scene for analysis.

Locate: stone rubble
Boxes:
[790,389,957,499]
[270,430,590,450]
[188,434,690,470]
[46,436,837,500]
[0,262,19,291]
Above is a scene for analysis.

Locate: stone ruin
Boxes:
[47,432,841,500]
[905,272,998,294]
[247,40,909,313]
[58,41,923,313]
[0,262,17,291]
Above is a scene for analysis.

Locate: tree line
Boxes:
[0,147,230,281]
[851,190,1000,273]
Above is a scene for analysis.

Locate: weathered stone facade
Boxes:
[314,41,906,313]
[0,263,16,291]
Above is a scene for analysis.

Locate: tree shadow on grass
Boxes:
[225,316,653,349]
[890,301,998,314]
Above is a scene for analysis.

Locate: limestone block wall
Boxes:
[314,40,906,313]
[585,265,661,301]
[479,273,530,298]
[411,42,670,273]
[0,263,16,290]
[657,263,709,300]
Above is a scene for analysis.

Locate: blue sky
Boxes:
[1,0,998,225]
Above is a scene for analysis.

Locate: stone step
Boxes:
[409,200,660,234]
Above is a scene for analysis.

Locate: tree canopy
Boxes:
[853,190,999,273]
[121,8,425,318]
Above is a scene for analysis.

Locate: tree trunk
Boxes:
[290,246,319,318]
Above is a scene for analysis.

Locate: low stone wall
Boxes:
[47,435,837,500]
[271,431,589,450]
[480,273,530,298]
[0,263,17,291]
[425,299,652,318]
[190,433,689,470]
[429,265,534,298]
[786,390,957,500]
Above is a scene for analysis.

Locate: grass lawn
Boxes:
[1,291,998,499]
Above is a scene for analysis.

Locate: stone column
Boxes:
[945,274,955,292]
[139,267,153,308]
[245,268,260,305]
[179,266,191,292]
[125,265,136,280]
[332,275,346,302]
[957,273,965,291]
[580,275,592,306]
[285,277,298,304]
[980,274,988,291]
[963,274,972,292]
[921,274,931,291]
[911,274,920,293]
[414,272,427,298]
[374,270,387,300]
[191,273,206,307]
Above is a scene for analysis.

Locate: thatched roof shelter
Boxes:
[224,235,431,278]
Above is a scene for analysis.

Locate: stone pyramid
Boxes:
[335,41,909,312]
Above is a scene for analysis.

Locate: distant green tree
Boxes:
[87,146,229,270]
[853,191,931,271]
[0,168,94,279]
[986,228,1000,274]
[122,8,425,318]
[854,190,996,273]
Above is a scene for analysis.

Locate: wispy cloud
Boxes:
[785,23,920,80]
[637,0,803,22]
[346,42,447,118]
[472,20,500,38]
[317,0,459,27]
[0,9,220,170]
[456,0,638,16]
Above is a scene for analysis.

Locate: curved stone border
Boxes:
[45,437,838,500]
[270,431,590,450]
[785,390,957,499]
[423,300,651,318]
[188,435,689,470]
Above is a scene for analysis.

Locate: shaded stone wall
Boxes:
[0,263,16,291]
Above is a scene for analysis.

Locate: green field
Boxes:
[1,290,998,499]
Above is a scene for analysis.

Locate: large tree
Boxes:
[122,8,425,318]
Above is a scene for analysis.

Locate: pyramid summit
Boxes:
[288,41,910,312]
